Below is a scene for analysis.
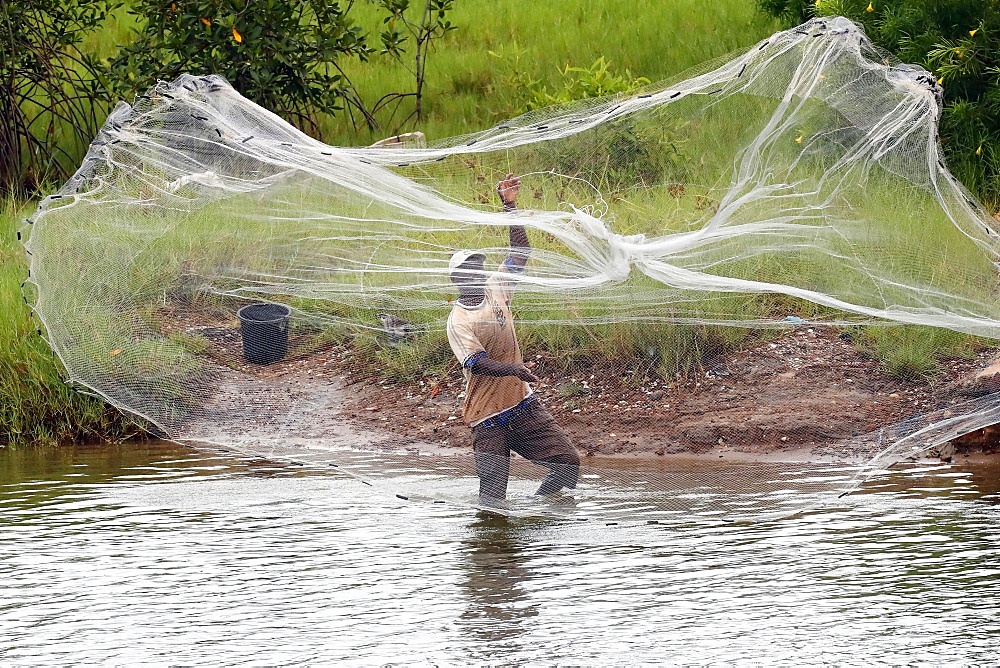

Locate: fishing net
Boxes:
[21,16,1000,521]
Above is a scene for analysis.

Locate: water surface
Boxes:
[2,441,999,664]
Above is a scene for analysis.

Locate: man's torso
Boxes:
[446,273,530,425]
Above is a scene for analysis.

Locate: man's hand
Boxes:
[514,361,539,383]
[497,172,520,209]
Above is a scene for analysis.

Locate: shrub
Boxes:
[374,0,457,123]
[490,48,651,115]
[759,0,1000,212]
[755,0,813,28]
[110,0,374,136]
[0,1,121,196]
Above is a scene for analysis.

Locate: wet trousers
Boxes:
[470,401,580,500]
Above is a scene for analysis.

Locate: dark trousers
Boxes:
[471,402,580,500]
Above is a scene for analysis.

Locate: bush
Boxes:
[0,1,121,196]
[756,0,812,26]
[486,52,673,192]
[110,0,374,136]
[759,0,1000,212]
[490,48,651,115]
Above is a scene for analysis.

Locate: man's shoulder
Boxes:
[447,303,473,329]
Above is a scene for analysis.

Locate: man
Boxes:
[446,173,581,503]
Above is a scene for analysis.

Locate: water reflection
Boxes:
[0,441,210,515]
[458,512,541,650]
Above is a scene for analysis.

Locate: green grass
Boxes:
[18,80,1000,426]
[29,0,779,175]
[0,200,135,445]
[854,325,987,381]
[23,126,996,402]
[319,0,782,145]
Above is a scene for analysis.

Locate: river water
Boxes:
[2,440,999,664]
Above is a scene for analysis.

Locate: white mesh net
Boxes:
[21,17,1000,521]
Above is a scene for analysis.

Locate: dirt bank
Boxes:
[331,326,1000,463]
[169,310,1000,464]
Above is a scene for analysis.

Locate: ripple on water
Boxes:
[1,441,999,664]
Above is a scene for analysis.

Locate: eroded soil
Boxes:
[341,326,1000,462]
[162,305,1000,464]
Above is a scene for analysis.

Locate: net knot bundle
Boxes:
[21,17,1000,517]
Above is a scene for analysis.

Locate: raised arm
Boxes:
[497,173,529,271]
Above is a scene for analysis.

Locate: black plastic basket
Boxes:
[237,303,291,365]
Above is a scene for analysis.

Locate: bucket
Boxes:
[237,303,291,365]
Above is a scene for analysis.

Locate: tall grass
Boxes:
[37,0,779,156]
[25,138,992,401]
[0,200,134,445]
[314,0,783,144]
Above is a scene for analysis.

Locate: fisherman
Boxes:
[446,173,581,503]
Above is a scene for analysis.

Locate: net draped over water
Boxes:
[22,17,1000,520]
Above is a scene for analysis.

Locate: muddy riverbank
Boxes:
[210,325,1000,464]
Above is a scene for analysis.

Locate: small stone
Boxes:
[938,443,957,462]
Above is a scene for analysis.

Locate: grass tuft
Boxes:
[0,199,134,446]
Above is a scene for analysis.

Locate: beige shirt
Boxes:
[446,266,531,425]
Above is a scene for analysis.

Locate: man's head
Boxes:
[448,250,486,285]
[449,250,487,304]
